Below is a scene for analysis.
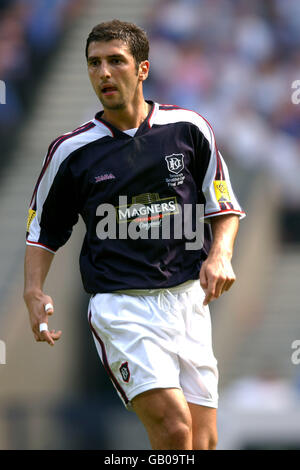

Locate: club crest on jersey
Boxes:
[119,362,130,382]
[165,153,184,175]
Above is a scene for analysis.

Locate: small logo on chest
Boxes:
[165,153,184,174]
[94,173,116,183]
[164,153,185,187]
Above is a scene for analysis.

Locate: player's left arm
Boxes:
[200,214,239,306]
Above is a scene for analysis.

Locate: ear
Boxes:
[138,60,150,82]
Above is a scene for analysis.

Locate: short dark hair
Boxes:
[85,19,149,67]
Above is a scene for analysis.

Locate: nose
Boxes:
[99,61,111,80]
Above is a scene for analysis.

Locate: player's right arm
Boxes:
[23,245,61,346]
[24,134,82,345]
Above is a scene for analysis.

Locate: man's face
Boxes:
[87,39,149,111]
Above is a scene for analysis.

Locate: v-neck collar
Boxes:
[94,100,157,139]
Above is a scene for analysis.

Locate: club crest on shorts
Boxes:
[119,361,130,382]
[165,153,184,174]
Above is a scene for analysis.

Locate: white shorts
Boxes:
[88,280,219,410]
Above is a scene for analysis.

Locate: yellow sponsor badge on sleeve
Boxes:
[213,180,231,202]
[26,209,36,232]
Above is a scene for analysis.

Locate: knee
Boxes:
[208,433,218,450]
[164,420,192,448]
[194,432,218,450]
[132,388,193,449]
[151,412,192,449]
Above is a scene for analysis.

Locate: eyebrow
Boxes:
[87,54,125,62]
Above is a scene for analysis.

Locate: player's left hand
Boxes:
[199,254,236,306]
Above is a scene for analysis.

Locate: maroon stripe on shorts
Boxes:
[88,311,129,406]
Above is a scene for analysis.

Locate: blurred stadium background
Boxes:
[0,0,300,450]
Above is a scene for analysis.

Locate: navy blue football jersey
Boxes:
[26,101,245,293]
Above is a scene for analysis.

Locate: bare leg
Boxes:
[132,388,193,450]
[188,403,218,450]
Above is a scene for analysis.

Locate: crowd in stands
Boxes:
[0,0,84,172]
[144,0,300,219]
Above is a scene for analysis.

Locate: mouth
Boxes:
[101,84,118,96]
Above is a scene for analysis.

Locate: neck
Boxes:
[102,97,151,131]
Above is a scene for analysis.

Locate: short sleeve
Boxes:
[195,115,246,222]
[26,141,79,253]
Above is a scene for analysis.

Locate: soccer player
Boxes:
[23,20,245,450]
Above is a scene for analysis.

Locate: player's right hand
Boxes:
[24,289,62,346]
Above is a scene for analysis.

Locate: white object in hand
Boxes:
[39,322,48,333]
[44,303,53,312]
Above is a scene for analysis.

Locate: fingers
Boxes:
[199,265,208,291]
[44,302,54,316]
[203,285,215,306]
[34,297,61,346]
[40,328,62,346]
[38,320,62,346]
[201,265,236,306]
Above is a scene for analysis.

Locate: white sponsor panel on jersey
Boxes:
[96,194,204,250]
